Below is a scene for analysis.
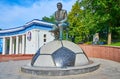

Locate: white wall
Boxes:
[26,29,54,54]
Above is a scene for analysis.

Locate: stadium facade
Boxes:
[0,19,55,55]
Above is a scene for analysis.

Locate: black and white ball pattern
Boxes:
[31,40,89,67]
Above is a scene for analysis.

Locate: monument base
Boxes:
[21,61,100,76]
[21,40,100,76]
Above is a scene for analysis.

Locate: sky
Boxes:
[0,0,76,29]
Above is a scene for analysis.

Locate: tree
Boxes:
[42,15,55,23]
[80,0,120,44]
[68,1,89,43]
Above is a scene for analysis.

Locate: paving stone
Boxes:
[0,58,120,79]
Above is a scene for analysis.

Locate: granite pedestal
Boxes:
[21,40,100,76]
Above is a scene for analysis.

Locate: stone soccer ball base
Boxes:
[21,40,100,76]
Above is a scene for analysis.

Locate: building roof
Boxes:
[0,19,54,37]
[0,19,54,33]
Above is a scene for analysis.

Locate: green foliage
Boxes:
[42,15,55,23]
[110,42,120,46]
[79,0,120,43]
[112,27,120,41]
[68,1,89,43]
[85,41,92,45]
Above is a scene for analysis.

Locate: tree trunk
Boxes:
[108,32,111,45]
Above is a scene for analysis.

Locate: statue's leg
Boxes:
[58,23,68,40]
[49,24,59,40]
[57,31,59,39]
[54,31,59,40]
[53,24,58,30]
[66,28,69,40]
[58,24,63,40]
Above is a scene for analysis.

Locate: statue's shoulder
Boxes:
[62,9,67,13]
[55,10,67,13]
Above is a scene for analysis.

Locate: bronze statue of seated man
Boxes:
[50,2,68,40]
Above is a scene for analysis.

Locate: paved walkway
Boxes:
[0,58,120,79]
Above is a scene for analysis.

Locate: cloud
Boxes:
[0,0,76,29]
[0,0,39,7]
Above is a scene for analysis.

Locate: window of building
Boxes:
[43,34,46,38]
[44,39,46,42]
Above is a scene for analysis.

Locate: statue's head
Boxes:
[57,2,62,10]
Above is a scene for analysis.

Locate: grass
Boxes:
[83,41,120,47]
[109,42,120,46]
[85,41,120,47]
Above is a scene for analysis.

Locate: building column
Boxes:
[2,37,6,55]
[9,37,13,55]
[16,36,19,54]
[24,35,26,54]
[12,37,15,54]
[19,36,22,54]
[22,35,25,54]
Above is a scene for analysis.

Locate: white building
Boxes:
[0,19,55,55]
